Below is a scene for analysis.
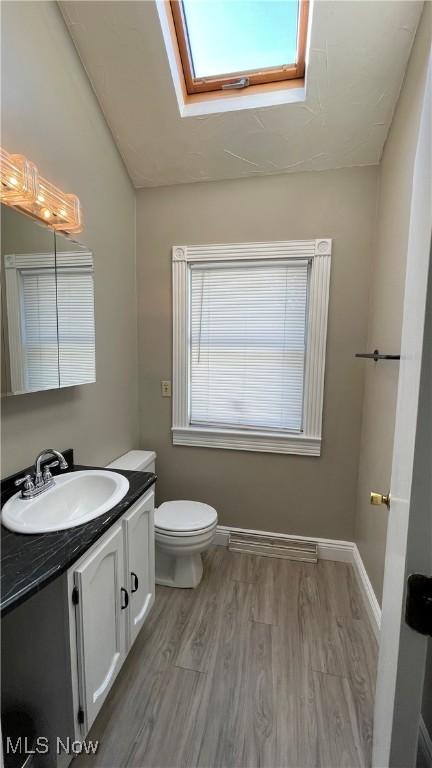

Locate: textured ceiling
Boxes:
[59,1,423,188]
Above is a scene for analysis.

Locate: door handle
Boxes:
[221,77,249,90]
[370,491,391,509]
[131,572,139,593]
[120,587,129,609]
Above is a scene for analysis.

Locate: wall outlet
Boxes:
[161,380,172,397]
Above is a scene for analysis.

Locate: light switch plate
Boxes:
[161,380,172,397]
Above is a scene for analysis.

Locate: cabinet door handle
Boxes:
[121,587,129,609]
[131,572,139,593]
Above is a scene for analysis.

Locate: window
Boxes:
[191,261,308,432]
[3,251,95,393]
[56,265,96,387]
[20,267,59,391]
[172,239,332,455]
[170,0,309,95]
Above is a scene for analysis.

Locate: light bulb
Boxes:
[0,147,82,233]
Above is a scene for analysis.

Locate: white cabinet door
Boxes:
[123,489,155,648]
[74,524,127,732]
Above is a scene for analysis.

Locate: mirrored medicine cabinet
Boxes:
[1,204,96,396]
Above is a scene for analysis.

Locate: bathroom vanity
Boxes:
[1,450,156,766]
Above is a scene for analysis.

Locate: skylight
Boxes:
[170,0,308,96]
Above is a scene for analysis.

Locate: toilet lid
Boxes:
[155,500,217,533]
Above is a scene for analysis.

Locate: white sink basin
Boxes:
[1,470,130,534]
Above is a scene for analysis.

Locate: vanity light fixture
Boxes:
[0,147,82,234]
[0,149,38,205]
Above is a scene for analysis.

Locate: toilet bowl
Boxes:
[155,500,217,588]
[107,450,218,588]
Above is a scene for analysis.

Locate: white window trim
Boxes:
[172,239,332,456]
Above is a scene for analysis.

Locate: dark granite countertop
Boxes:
[1,450,156,616]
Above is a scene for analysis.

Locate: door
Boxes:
[372,56,432,767]
[74,524,127,732]
[123,489,155,648]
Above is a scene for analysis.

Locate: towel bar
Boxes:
[355,349,400,362]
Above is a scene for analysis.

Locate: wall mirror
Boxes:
[1,205,95,395]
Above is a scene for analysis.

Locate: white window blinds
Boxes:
[21,269,59,391]
[190,260,309,433]
[56,268,96,387]
[19,266,95,391]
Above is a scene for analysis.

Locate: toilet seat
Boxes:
[155,500,217,534]
[155,522,216,538]
[105,451,217,588]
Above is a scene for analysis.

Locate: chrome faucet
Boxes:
[15,449,69,499]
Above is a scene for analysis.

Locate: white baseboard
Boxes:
[215,524,354,562]
[352,544,381,639]
[215,525,380,635]
[213,527,230,547]
[215,523,432,756]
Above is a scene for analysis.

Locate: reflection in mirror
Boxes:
[2,205,58,394]
[1,205,96,395]
[54,232,96,388]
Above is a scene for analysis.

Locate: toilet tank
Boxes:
[106,449,156,474]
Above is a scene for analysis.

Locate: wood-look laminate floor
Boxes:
[75,548,377,768]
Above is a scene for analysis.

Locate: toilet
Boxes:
[107,450,218,588]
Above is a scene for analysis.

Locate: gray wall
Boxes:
[354,3,432,604]
[2,0,430,743]
[136,166,377,541]
[1,2,138,475]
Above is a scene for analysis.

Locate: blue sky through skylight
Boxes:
[182,1,299,79]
